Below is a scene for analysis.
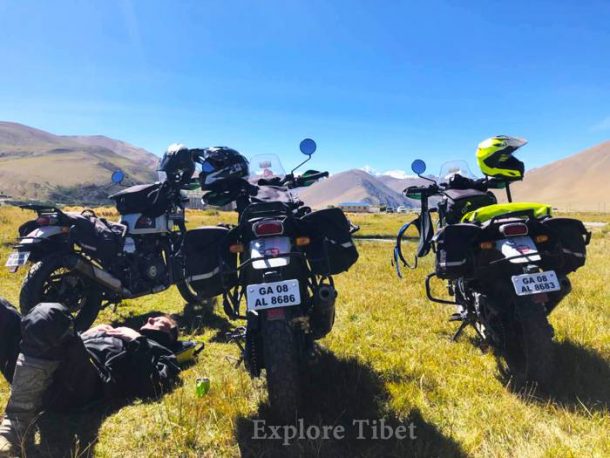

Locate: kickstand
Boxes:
[452,320,469,342]
[225,327,246,367]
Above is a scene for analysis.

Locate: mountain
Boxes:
[0,122,158,203]
[297,169,415,209]
[504,140,610,211]
[65,135,160,170]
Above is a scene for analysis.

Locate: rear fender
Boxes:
[16,227,71,262]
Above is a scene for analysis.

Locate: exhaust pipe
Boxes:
[310,285,337,340]
[64,255,131,296]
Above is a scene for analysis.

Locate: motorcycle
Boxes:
[5,148,211,330]
[394,152,590,387]
[191,139,359,420]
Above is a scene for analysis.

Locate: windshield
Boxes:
[248,154,286,184]
[436,160,478,185]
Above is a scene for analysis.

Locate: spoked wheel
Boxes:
[20,255,102,331]
[502,300,554,389]
[262,319,300,422]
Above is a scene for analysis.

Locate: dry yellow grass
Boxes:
[0,206,607,457]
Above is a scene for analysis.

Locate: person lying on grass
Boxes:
[0,297,182,456]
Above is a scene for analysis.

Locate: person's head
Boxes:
[139,314,179,349]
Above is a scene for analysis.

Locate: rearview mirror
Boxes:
[411,160,426,175]
[111,170,125,184]
[299,138,317,156]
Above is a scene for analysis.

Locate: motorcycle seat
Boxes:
[461,202,552,224]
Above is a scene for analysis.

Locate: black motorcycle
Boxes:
[5,147,211,330]
[188,139,359,419]
[394,159,590,386]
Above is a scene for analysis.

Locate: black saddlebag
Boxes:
[299,208,359,276]
[541,218,590,274]
[111,183,170,217]
[69,214,122,264]
[433,223,481,279]
[441,189,497,225]
[184,226,238,298]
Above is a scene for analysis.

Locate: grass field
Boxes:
[0,206,608,457]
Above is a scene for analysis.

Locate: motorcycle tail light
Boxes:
[36,216,56,226]
[499,223,528,237]
[253,221,284,237]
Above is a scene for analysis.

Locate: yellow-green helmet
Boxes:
[476,135,527,180]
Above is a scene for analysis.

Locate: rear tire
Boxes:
[262,319,300,422]
[503,300,554,388]
[20,255,102,331]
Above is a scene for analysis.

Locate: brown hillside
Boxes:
[507,140,610,211]
[297,169,414,209]
[0,122,157,203]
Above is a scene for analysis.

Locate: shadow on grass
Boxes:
[544,340,609,413]
[235,348,465,457]
[34,400,125,458]
[500,339,610,414]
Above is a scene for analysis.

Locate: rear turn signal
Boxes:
[229,243,244,253]
[295,236,311,247]
[535,234,549,243]
[479,241,494,250]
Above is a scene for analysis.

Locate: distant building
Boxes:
[0,192,11,205]
[337,201,380,213]
[183,190,235,211]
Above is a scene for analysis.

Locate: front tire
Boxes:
[20,255,102,331]
[176,279,213,306]
[262,319,300,422]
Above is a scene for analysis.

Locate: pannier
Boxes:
[110,183,170,217]
[433,223,481,279]
[184,226,238,298]
[299,208,358,276]
[541,218,590,274]
[69,214,122,264]
[441,189,497,225]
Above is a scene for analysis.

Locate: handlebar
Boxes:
[257,171,329,188]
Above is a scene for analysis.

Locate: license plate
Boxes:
[5,251,30,268]
[511,270,560,296]
[246,279,301,311]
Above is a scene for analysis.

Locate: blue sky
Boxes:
[1,0,609,176]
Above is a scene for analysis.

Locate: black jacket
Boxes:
[45,330,181,410]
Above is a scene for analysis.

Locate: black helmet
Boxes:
[159,143,196,185]
[198,147,249,190]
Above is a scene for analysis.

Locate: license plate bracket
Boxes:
[511,270,560,296]
[246,279,301,311]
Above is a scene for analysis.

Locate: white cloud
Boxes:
[591,116,610,132]
[360,166,416,179]
[361,165,377,175]
[381,169,416,179]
